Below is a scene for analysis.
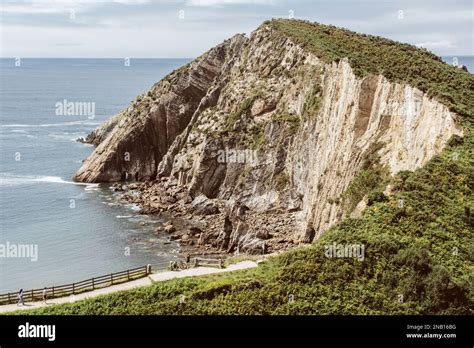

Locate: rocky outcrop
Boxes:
[75,22,464,253]
[215,201,266,254]
[78,111,127,145]
[74,34,247,182]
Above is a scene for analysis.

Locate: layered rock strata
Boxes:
[75,24,463,254]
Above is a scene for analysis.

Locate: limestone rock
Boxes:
[74,22,464,253]
[164,224,175,233]
[74,34,248,183]
[191,195,220,215]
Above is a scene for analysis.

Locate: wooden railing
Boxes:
[0,264,151,305]
[193,257,224,268]
[1,257,227,305]
[168,257,224,271]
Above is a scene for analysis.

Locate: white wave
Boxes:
[0,173,100,188]
[0,121,101,128]
[84,186,99,191]
[10,129,28,133]
[48,133,88,142]
[116,215,133,219]
[128,204,141,212]
[5,129,37,138]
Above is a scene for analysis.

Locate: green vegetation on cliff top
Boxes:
[268,19,473,124]
[15,20,473,315]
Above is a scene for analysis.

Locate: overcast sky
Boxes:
[0,0,472,58]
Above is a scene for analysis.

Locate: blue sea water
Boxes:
[0,58,190,293]
[0,56,472,294]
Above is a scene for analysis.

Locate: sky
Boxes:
[0,0,472,58]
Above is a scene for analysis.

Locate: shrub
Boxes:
[367,190,389,205]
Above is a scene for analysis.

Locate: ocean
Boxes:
[0,56,472,294]
[0,58,190,293]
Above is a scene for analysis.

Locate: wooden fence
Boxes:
[0,264,151,305]
[168,257,224,271]
[1,257,227,305]
[193,257,224,268]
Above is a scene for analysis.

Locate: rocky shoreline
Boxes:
[73,20,463,260]
[113,177,299,257]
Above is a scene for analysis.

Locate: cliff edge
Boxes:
[74,19,471,254]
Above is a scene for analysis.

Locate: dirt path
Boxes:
[0,260,258,313]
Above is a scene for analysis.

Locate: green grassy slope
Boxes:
[268,19,473,124]
[14,20,474,315]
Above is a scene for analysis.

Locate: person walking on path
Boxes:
[42,287,47,304]
[17,289,24,306]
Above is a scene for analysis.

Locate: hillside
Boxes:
[15,132,474,314]
[26,19,474,315]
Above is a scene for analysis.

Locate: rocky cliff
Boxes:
[74,34,246,182]
[75,20,465,255]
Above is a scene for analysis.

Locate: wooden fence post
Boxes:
[0,264,154,303]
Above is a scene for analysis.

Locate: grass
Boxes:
[249,123,267,150]
[273,111,301,135]
[13,135,474,314]
[274,171,289,191]
[342,142,390,213]
[267,19,474,126]
[13,19,474,315]
[223,97,255,131]
[302,83,322,121]
[342,167,387,211]
[223,254,264,266]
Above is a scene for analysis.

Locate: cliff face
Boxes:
[74,34,246,182]
[75,22,463,252]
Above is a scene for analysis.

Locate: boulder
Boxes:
[191,195,220,215]
[164,224,176,233]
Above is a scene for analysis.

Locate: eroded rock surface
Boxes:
[75,23,463,254]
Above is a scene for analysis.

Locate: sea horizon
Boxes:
[0,58,192,293]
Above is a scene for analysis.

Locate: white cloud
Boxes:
[0,0,151,14]
[0,0,471,57]
[186,0,275,7]
[111,0,151,4]
[415,40,456,50]
[1,3,81,14]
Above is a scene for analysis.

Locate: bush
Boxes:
[367,190,388,205]
[14,19,474,316]
[269,19,474,125]
[342,166,388,212]
[447,134,464,147]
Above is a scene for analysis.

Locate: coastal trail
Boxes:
[0,260,258,313]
